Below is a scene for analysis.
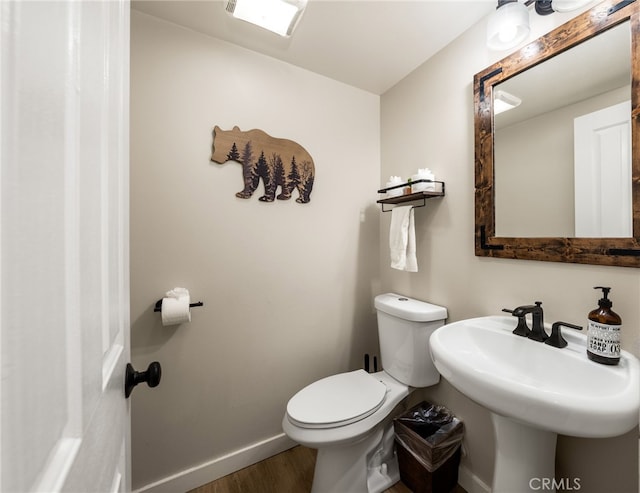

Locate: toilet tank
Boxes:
[374,293,448,387]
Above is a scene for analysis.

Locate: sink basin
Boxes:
[429,315,640,492]
[430,315,639,437]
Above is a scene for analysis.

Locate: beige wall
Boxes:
[380,10,639,493]
[130,11,381,489]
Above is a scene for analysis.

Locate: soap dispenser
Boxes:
[586,286,621,365]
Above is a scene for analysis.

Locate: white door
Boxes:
[1,1,132,492]
[574,100,632,237]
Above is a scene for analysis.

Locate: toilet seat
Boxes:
[286,369,387,429]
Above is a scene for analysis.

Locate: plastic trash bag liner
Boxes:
[393,402,464,473]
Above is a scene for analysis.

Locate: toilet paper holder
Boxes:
[154,299,204,312]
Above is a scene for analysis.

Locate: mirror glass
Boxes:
[494,22,631,238]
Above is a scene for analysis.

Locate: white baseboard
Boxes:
[458,463,492,493]
[134,433,297,493]
[133,433,490,493]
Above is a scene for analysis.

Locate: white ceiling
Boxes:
[131,0,496,95]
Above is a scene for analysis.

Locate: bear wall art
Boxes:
[211,126,315,204]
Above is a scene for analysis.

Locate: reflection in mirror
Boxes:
[494,22,631,238]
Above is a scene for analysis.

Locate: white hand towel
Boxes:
[405,209,418,272]
[390,206,418,272]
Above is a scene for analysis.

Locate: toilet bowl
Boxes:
[282,293,448,493]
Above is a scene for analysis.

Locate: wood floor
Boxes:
[189,445,465,493]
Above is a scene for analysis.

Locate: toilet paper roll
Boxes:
[161,297,192,326]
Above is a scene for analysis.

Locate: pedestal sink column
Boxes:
[491,413,558,493]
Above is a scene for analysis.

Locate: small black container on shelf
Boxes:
[393,401,464,493]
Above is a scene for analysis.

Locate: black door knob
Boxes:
[125,361,161,398]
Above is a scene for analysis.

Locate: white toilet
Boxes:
[282,293,448,493]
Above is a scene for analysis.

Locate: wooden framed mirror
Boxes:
[474,0,640,267]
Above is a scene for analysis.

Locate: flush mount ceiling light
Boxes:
[225,0,308,37]
[487,0,530,51]
[494,90,522,115]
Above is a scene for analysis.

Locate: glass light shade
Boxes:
[487,1,531,51]
[227,0,307,37]
[552,0,593,12]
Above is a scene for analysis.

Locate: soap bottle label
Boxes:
[587,320,621,358]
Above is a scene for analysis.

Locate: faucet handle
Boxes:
[502,308,531,337]
[545,321,583,348]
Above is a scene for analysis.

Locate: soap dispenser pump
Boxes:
[586,286,621,365]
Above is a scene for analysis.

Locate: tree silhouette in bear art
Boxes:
[211,126,315,203]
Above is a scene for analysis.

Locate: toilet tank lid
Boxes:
[374,293,448,322]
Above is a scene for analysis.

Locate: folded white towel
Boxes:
[390,206,418,272]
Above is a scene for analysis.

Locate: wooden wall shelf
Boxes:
[377,180,445,212]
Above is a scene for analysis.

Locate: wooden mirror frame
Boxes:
[474,0,640,267]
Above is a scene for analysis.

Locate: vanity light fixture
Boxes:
[493,90,522,114]
[487,0,596,50]
[487,0,531,51]
[225,0,308,37]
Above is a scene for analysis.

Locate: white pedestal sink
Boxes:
[429,316,640,493]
